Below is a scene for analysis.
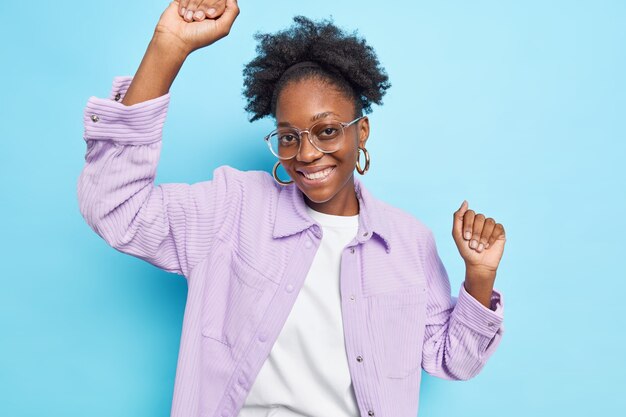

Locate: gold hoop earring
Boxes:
[273,161,294,185]
[356,146,370,175]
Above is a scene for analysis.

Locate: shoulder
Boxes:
[374,197,434,244]
[207,164,280,199]
[209,164,273,186]
[375,196,431,233]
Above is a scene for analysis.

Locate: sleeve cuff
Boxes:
[451,280,504,338]
[83,75,171,144]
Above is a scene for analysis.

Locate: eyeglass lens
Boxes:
[267,121,344,159]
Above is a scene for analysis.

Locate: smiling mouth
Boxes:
[298,166,336,182]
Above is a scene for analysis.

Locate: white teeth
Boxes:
[303,167,334,180]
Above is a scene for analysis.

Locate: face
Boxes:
[275,77,369,215]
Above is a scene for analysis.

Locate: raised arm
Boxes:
[77,0,241,278]
[122,0,240,106]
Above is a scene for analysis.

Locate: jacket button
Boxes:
[350,248,355,254]
[90,114,99,122]
[258,333,267,342]
[304,240,313,249]
[285,284,294,293]
[368,410,375,416]
[356,355,363,362]
[114,92,121,101]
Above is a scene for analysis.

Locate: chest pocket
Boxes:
[200,249,275,361]
[368,284,428,378]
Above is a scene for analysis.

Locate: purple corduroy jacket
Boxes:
[77,76,505,417]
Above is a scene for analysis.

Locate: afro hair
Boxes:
[242,15,391,122]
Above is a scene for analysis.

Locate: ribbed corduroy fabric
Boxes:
[77,76,505,417]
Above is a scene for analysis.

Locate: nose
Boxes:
[295,131,323,162]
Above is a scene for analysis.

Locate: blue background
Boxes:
[1,0,624,416]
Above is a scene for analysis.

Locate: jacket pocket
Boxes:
[368,284,428,378]
[200,249,274,359]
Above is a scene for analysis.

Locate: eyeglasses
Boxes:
[264,116,365,160]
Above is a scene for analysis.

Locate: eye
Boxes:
[279,134,298,145]
[317,125,340,139]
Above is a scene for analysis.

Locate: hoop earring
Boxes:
[273,161,294,185]
[356,146,370,175]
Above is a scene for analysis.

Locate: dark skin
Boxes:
[138,2,506,310]
[275,77,369,216]
[274,77,506,310]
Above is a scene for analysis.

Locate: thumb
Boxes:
[452,200,469,246]
[214,0,240,32]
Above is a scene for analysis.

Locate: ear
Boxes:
[358,116,370,148]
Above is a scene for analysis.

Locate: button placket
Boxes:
[237,372,248,389]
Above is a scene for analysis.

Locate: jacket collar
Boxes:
[272,176,392,253]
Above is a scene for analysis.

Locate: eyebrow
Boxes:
[277,111,340,127]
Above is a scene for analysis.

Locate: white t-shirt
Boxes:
[238,204,360,417]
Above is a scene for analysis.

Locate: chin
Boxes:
[298,185,335,204]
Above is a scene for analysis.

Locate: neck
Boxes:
[303,176,360,216]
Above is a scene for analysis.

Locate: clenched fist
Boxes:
[452,200,506,275]
[154,0,240,55]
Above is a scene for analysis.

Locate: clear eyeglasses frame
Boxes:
[264,115,366,160]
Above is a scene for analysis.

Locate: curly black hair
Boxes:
[242,15,391,122]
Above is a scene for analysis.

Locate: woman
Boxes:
[77,1,507,416]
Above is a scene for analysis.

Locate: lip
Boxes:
[296,165,336,175]
[297,166,336,185]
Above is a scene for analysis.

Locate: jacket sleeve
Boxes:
[421,229,505,380]
[76,76,242,278]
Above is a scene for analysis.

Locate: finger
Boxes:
[213,0,240,36]
[463,209,475,244]
[184,0,203,21]
[470,213,485,250]
[193,4,207,21]
[179,0,190,16]
[203,0,226,18]
[194,0,215,19]
[477,217,496,252]
[487,223,506,248]
[452,200,469,246]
